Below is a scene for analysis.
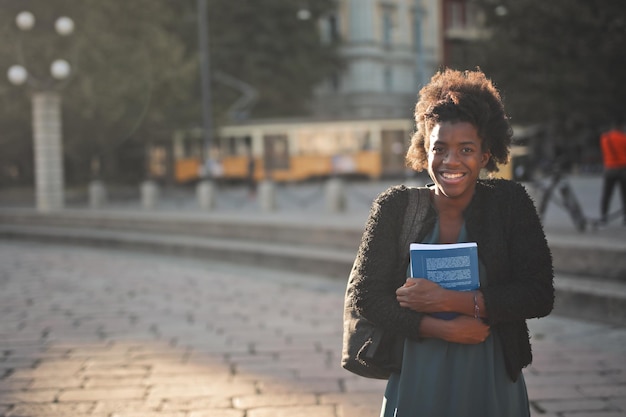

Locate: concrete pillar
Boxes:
[196,179,216,210]
[258,180,276,212]
[325,177,347,212]
[140,180,159,209]
[88,180,107,209]
[32,91,64,211]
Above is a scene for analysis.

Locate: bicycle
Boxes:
[526,168,588,232]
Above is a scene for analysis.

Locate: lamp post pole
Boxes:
[195,0,217,209]
[197,0,213,178]
[32,91,64,211]
[7,11,74,212]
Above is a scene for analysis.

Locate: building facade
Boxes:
[440,0,485,69]
[312,0,482,120]
[312,0,440,119]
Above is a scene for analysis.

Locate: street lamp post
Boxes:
[196,0,217,210]
[197,0,213,175]
[6,11,74,212]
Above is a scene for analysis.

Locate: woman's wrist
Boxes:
[441,289,483,318]
[433,287,454,313]
[418,314,453,339]
[473,291,480,319]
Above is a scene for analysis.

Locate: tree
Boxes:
[461,0,626,129]
[0,0,342,185]
[173,0,342,121]
[0,0,198,184]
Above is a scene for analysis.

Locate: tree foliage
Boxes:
[461,0,626,130]
[175,0,342,121]
[0,0,341,185]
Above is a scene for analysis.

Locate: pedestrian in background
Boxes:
[599,122,626,225]
[347,68,554,416]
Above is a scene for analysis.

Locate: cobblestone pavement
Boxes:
[1,241,625,417]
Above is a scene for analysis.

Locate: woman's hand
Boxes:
[396,278,447,313]
[442,315,490,344]
[400,279,491,345]
[419,314,490,344]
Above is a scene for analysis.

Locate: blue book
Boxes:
[409,242,480,320]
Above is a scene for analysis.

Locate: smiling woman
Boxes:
[344,68,555,417]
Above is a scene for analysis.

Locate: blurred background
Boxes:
[0,0,624,200]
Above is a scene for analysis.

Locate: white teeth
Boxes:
[441,172,463,179]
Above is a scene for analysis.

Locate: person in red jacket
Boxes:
[599,123,626,225]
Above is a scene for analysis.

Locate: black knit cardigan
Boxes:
[351,178,555,381]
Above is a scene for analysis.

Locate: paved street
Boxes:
[1,240,625,417]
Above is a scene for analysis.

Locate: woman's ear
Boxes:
[481,151,491,168]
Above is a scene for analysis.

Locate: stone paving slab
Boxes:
[0,240,625,417]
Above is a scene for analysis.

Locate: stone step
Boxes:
[0,224,355,279]
[0,209,363,251]
[546,234,626,282]
[1,208,625,283]
[553,274,626,326]
[1,223,625,326]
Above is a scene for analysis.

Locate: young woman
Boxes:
[349,69,554,416]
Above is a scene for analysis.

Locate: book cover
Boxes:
[409,242,479,320]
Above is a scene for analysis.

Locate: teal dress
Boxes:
[381,222,530,417]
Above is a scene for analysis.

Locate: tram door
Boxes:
[381,129,407,177]
[263,134,290,178]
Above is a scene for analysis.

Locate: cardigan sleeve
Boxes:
[350,186,426,340]
[480,181,555,324]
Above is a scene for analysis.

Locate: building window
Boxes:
[331,72,341,93]
[381,4,396,46]
[411,6,425,49]
[446,0,465,30]
[329,14,340,42]
[320,13,340,44]
[384,66,393,92]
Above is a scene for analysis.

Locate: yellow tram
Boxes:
[172,118,414,183]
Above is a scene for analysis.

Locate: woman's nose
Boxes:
[443,150,459,164]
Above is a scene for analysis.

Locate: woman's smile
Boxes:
[440,171,466,180]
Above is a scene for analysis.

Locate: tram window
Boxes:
[236,136,251,155]
[263,134,289,170]
[359,132,372,151]
[173,136,185,160]
[295,129,372,155]
[296,131,330,155]
[184,138,203,159]
[221,136,251,156]
[149,145,167,178]
[227,137,237,155]
[183,139,191,157]
[337,130,359,153]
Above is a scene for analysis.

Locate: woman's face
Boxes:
[427,121,490,202]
